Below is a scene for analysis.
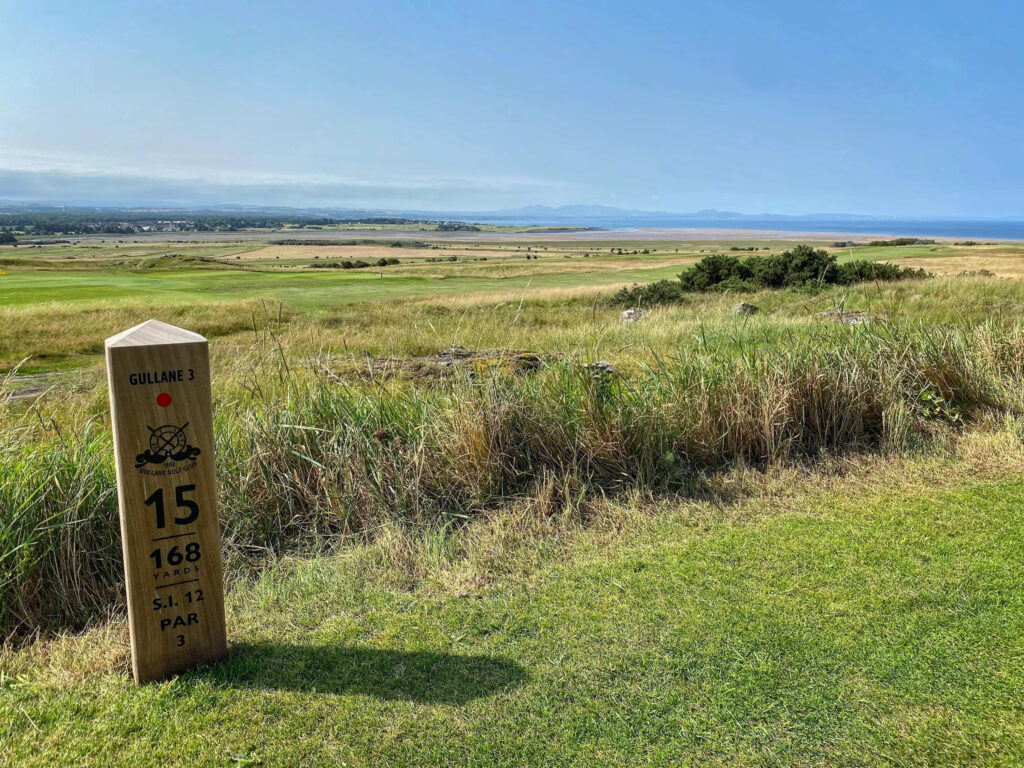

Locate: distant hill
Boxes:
[470,206,897,221]
[2,199,1020,224]
[400,204,894,222]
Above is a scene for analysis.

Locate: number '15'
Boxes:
[144,484,199,528]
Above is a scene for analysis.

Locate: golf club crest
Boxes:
[135,422,202,468]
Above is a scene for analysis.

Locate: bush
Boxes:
[674,245,929,295]
[779,244,837,287]
[833,260,930,284]
[612,280,686,307]
[748,252,790,289]
[618,246,932,306]
[678,254,753,291]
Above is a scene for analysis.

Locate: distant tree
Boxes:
[0,231,16,245]
[436,221,481,232]
[868,238,936,247]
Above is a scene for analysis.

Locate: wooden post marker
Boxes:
[106,320,227,683]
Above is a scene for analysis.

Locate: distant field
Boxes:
[1,238,1022,373]
[0,237,731,311]
[0,255,694,309]
[1,238,1014,310]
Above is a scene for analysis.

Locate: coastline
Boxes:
[49,225,967,245]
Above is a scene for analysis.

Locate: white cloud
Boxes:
[0,148,574,208]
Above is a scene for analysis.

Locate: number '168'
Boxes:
[150,542,201,569]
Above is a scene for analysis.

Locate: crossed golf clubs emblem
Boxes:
[135,422,202,468]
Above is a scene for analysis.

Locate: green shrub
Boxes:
[671,245,930,296]
[833,260,930,284]
[611,280,686,307]
[678,253,753,291]
[868,238,936,246]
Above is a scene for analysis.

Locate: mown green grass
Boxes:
[3,473,1022,766]
[833,244,956,261]
[0,261,694,309]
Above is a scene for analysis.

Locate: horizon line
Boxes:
[2,199,1024,221]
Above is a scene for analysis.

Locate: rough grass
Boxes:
[6,312,1024,640]
[895,253,1024,277]
[0,298,290,369]
[1,239,1020,371]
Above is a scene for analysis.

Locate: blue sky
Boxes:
[1,0,1022,215]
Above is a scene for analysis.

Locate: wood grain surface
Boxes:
[106,320,227,683]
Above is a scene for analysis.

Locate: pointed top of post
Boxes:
[105,319,207,349]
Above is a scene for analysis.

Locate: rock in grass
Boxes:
[619,308,650,324]
[435,345,472,363]
[587,361,616,379]
[732,302,759,315]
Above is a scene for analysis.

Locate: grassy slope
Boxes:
[4,472,1023,767]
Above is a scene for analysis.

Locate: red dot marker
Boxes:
[156,393,172,407]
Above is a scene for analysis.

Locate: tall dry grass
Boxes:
[0,297,296,370]
[5,318,1024,640]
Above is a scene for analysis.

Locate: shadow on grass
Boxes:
[200,642,528,704]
